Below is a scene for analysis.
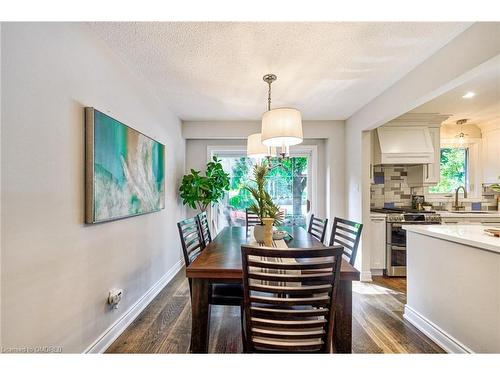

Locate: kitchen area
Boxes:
[367,59,500,353]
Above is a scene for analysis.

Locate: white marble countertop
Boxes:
[403,224,500,254]
[436,211,500,218]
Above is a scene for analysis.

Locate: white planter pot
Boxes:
[253,224,265,243]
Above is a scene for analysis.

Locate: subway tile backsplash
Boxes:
[371,166,424,208]
[370,165,499,211]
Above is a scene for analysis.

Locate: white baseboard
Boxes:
[360,271,372,282]
[370,269,384,276]
[84,258,184,353]
[403,305,473,353]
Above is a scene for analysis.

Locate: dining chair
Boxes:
[246,209,261,232]
[177,218,242,306]
[196,211,212,248]
[328,217,363,266]
[240,244,343,353]
[307,214,329,243]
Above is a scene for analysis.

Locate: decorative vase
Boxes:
[261,218,274,247]
[253,223,265,244]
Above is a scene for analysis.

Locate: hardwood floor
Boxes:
[106,271,444,354]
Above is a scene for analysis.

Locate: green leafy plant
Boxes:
[490,177,500,193]
[245,163,284,226]
[179,156,230,212]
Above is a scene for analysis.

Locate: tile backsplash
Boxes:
[371,165,499,211]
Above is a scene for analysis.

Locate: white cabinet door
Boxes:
[370,217,386,269]
[424,126,441,185]
[482,129,500,184]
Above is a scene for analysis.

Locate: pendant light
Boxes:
[260,74,303,158]
[455,119,469,145]
[247,133,275,158]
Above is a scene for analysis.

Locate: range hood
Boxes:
[375,126,435,165]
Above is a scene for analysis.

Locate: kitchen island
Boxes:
[403,224,500,353]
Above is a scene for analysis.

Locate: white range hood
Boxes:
[375,126,435,164]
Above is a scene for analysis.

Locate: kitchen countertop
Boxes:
[403,224,500,254]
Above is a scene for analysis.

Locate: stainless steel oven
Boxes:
[385,213,441,277]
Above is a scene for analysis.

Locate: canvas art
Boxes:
[85,108,165,223]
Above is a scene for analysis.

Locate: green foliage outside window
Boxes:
[228,156,307,212]
[428,148,467,194]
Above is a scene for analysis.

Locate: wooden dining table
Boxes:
[186,226,360,353]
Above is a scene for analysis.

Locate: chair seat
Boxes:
[210,282,243,306]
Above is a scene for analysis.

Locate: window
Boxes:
[216,156,309,227]
[428,147,468,194]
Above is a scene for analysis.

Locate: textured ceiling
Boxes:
[89,22,471,121]
[412,55,500,128]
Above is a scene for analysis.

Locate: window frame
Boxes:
[206,144,318,226]
[425,138,481,199]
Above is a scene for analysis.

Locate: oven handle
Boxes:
[390,245,406,251]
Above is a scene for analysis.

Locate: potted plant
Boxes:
[245,163,284,245]
[179,156,230,212]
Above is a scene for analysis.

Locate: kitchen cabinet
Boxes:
[440,215,500,226]
[407,126,441,187]
[482,128,500,184]
[370,215,386,270]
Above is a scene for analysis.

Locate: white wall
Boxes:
[183,121,345,226]
[1,23,185,352]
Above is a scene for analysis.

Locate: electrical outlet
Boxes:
[108,289,123,309]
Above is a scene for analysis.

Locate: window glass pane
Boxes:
[428,147,468,194]
[216,156,309,227]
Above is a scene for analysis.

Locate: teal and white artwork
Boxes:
[85,108,165,223]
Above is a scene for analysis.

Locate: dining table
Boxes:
[186,225,360,353]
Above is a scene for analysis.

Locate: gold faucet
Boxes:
[453,186,467,211]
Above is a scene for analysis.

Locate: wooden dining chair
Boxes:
[240,244,343,353]
[246,209,261,232]
[307,214,329,243]
[177,217,242,306]
[328,217,363,266]
[177,217,204,270]
[196,211,212,248]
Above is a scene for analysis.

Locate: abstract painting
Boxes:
[85,108,165,223]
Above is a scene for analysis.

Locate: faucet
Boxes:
[453,186,467,211]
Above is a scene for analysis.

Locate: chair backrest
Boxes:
[329,217,363,266]
[241,244,343,353]
[177,217,204,268]
[307,214,329,243]
[196,211,212,248]
[246,209,261,232]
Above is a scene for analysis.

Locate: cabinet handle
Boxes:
[370,163,372,179]
[426,164,429,179]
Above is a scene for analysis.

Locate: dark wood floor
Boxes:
[106,270,444,354]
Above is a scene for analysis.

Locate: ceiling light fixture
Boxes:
[247,133,275,159]
[455,119,469,145]
[462,92,475,99]
[260,74,303,159]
